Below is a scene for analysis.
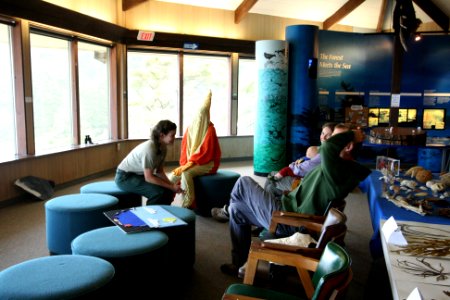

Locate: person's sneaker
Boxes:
[238,262,247,279]
[211,205,229,222]
[220,263,239,276]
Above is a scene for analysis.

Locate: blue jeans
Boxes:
[114,169,174,205]
[228,176,293,267]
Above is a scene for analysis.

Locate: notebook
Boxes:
[104,205,187,233]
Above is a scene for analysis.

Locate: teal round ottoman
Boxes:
[155,205,196,270]
[0,255,114,299]
[71,226,168,291]
[193,170,241,216]
[45,193,119,255]
[80,180,142,208]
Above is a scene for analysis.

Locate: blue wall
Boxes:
[317,31,450,137]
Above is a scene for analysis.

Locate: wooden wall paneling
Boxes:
[0,137,253,204]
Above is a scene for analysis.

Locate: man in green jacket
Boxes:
[220,126,371,277]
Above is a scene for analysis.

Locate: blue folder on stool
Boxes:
[104,205,187,233]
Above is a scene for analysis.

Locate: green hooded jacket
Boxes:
[281,130,371,215]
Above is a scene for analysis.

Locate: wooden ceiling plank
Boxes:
[234,0,259,24]
[122,0,147,11]
[376,0,388,32]
[412,0,449,31]
[323,0,365,30]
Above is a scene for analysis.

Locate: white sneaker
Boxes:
[238,262,247,278]
[211,205,229,222]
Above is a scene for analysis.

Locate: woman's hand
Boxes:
[172,183,184,194]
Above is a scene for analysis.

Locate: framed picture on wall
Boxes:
[423,108,446,130]
[398,108,417,127]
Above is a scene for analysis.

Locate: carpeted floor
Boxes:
[0,160,392,299]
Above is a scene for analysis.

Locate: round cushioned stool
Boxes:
[71,226,168,293]
[153,205,196,270]
[45,193,119,255]
[193,170,241,216]
[0,255,115,299]
[80,180,142,208]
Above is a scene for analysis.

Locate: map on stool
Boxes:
[104,205,187,233]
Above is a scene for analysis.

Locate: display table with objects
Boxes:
[361,170,450,258]
[380,219,450,300]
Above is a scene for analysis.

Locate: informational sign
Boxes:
[183,42,199,50]
[137,30,155,41]
[391,94,400,107]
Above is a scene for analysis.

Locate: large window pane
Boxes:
[183,54,230,136]
[237,58,257,135]
[79,42,110,143]
[30,33,72,153]
[127,51,179,139]
[0,24,16,160]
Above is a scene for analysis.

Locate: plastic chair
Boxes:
[222,242,353,300]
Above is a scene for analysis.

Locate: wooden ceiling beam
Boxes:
[323,0,365,30]
[122,0,147,11]
[376,0,388,32]
[234,0,258,24]
[412,0,449,32]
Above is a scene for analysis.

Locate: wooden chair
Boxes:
[222,242,353,300]
[260,207,348,259]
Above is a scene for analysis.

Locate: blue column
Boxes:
[254,40,288,176]
[286,25,319,161]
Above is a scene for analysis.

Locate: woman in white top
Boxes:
[115,120,184,205]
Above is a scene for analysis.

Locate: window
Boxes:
[237,58,257,135]
[0,23,16,160]
[78,41,111,143]
[423,108,445,130]
[127,51,179,139]
[30,33,73,153]
[183,54,230,136]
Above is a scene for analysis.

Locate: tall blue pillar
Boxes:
[286,25,319,162]
[254,40,288,176]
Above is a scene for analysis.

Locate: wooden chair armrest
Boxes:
[222,293,264,300]
[259,241,323,259]
[272,210,326,222]
[269,210,325,234]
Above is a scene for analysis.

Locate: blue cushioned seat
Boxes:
[80,180,142,208]
[0,255,114,299]
[45,193,119,255]
[71,226,168,291]
[193,170,240,216]
[153,205,196,269]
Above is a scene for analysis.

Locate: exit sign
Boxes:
[137,31,155,41]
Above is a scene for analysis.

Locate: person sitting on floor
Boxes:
[169,90,221,208]
[219,126,371,278]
